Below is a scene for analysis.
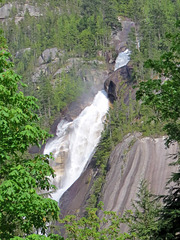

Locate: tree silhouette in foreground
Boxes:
[0,31,62,239]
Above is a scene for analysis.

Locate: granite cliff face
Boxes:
[101,134,178,212]
[58,18,179,219]
[59,134,178,218]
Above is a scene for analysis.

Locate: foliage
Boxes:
[135,23,180,239]
[156,165,180,240]
[136,22,180,146]
[60,202,134,240]
[0,36,50,177]
[1,0,178,129]
[11,233,64,240]
[125,180,161,240]
[127,0,179,83]
[0,33,60,239]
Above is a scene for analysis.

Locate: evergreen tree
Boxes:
[126,180,160,239]
[136,22,180,239]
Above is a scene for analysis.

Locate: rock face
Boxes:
[104,64,133,102]
[59,134,178,218]
[101,134,178,213]
[110,18,135,52]
[104,18,135,102]
[0,3,42,20]
[0,3,12,19]
[15,48,31,58]
[38,48,60,65]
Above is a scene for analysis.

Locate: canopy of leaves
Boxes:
[0,34,60,239]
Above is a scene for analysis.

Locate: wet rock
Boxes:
[101,134,178,231]
[110,18,135,51]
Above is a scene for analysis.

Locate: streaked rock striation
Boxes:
[101,133,178,213]
[59,133,178,218]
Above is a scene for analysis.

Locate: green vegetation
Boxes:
[126,0,179,83]
[0,0,121,128]
[0,32,61,240]
[11,235,64,240]
[0,0,179,128]
[125,180,161,239]
[0,0,180,239]
[135,23,180,239]
[60,202,134,240]
[136,24,180,146]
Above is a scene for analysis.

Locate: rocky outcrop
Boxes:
[110,18,135,52]
[104,64,134,102]
[59,134,178,218]
[0,3,42,20]
[0,3,12,19]
[101,134,178,212]
[38,48,61,65]
[31,48,108,86]
[104,18,135,102]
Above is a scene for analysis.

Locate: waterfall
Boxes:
[114,49,131,71]
[44,90,109,201]
[44,49,130,202]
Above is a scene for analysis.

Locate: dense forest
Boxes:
[0,0,179,128]
[0,0,180,239]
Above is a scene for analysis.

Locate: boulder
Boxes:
[38,48,59,65]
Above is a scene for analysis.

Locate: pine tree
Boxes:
[126,180,160,239]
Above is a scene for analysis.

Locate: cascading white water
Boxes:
[44,90,109,201]
[44,49,130,202]
[114,49,131,71]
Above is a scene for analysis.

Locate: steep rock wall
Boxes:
[59,134,178,218]
[104,63,134,102]
[101,133,178,213]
